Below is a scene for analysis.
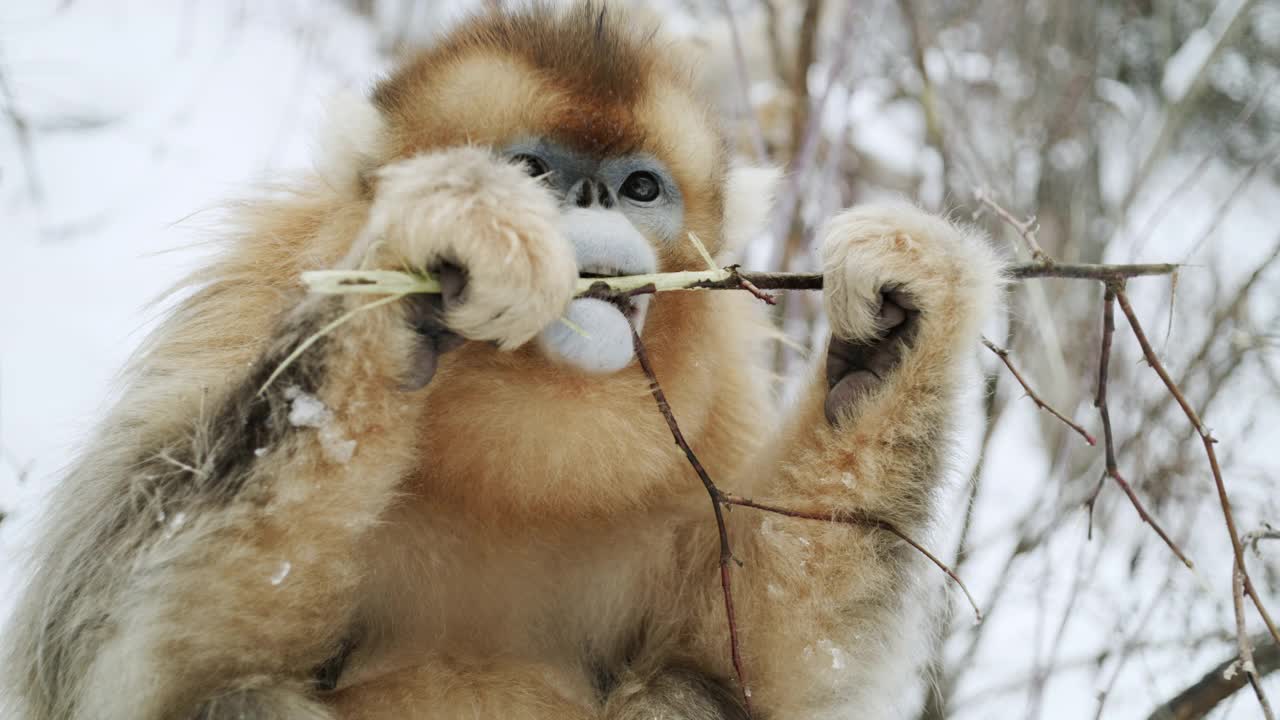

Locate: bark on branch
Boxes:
[1145,633,1279,720]
[302,262,1184,298]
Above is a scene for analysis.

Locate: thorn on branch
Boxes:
[975,187,1052,264]
[630,327,753,717]
[1089,285,1194,570]
[1113,286,1280,648]
[981,336,1095,445]
[728,266,777,305]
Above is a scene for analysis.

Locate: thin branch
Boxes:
[1234,563,1276,720]
[1145,631,1280,720]
[975,187,1051,263]
[630,327,753,716]
[1243,525,1280,554]
[768,0,858,270]
[1088,285,1194,569]
[0,58,44,204]
[729,267,778,305]
[1115,237,1280,462]
[718,492,982,622]
[981,336,1095,445]
[1121,0,1261,215]
[302,262,1183,298]
[758,0,791,86]
[1113,287,1280,648]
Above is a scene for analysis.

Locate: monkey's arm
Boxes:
[683,205,1002,716]
[1,148,575,720]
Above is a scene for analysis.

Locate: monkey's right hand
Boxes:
[363,147,578,379]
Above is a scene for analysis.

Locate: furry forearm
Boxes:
[684,206,1001,717]
[2,287,425,720]
[716,347,963,717]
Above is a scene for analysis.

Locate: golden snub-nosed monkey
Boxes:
[1,3,1003,719]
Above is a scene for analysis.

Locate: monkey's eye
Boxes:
[512,153,550,178]
[621,171,661,203]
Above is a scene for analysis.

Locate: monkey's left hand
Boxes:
[362,147,579,386]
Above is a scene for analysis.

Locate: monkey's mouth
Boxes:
[578,269,650,334]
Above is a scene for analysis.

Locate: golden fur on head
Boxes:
[1,3,1002,720]
[371,1,730,261]
[334,2,759,525]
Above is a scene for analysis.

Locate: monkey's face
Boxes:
[369,5,733,374]
[501,139,679,371]
[354,5,778,519]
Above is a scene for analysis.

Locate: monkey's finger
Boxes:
[401,265,467,390]
[433,261,469,308]
[825,370,880,424]
[878,295,907,330]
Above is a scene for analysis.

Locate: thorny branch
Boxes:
[303,261,1184,299]
[975,187,1050,263]
[1233,563,1275,720]
[629,326,752,716]
[1112,285,1280,694]
[981,189,1278,719]
[1145,630,1280,720]
[1085,285,1194,569]
[980,337,1096,446]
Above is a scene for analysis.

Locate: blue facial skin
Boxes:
[499,139,685,247]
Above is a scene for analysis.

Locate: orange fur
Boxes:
[0,4,1001,720]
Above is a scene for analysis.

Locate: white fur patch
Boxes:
[537,298,635,374]
[560,208,657,276]
[313,91,385,195]
[361,148,578,350]
[820,202,1005,342]
[722,164,782,255]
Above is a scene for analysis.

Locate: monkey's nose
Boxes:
[568,178,615,210]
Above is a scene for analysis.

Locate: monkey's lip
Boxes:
[577,269,649,335]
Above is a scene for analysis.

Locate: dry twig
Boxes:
[980,337,1095,446]
[302,262,1183,299]
[1113,287,1280,648]
[975,188,1050,263]
[630,327,752,715]
[300,252,1280,715]
[1086,286,1194,569]
[1233,563,1276,720]
[1145,630,1280,720]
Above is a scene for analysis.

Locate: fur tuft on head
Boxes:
[313,91,386,196]
[721,164,782,257]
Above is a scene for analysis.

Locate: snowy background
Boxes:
[2,1,1278,718]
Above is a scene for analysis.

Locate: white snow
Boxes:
[318,426,358,465]
[284,387,357,463]
[286,387,333,429]
[270,560,292,586]
[817,638,848,671]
